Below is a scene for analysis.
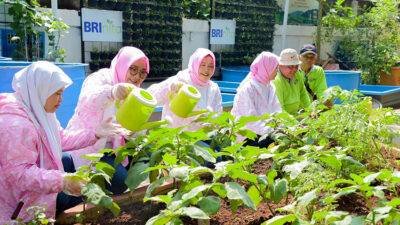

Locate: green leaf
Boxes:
[282,160,310,180]
[237,128,257,140]
[146,195,172,204]
[237,115,263,127]
[363,172,381,184]
[229,199,242,212]
[190,167,214,177]
[257,175,268,186]
[261,214,296,225]
[182,184,210,201]
[181,207,209,219]
[212,183,227,198]
[166,218,183,225]
[230,170,258,183]
[95,162,116,178]
[81,183,120,216]
[125,161,149,191]
[170,166,190,180]
[81,153,104,161]
[267,170,278,185]
[193,145,216,163]
[297,189,317,207]
[320,154,342,171]
[163,153,178,166]
[247,185,262,207]
[145,176,170,200]
[387,198,400,207]
[149,149,164,166]
[332,215,364,225]
[225,182,256,210]
[198,196,221,215]
[271,179,288,203]
[145,213,173,225]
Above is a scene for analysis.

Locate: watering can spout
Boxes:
[139,120,168,130]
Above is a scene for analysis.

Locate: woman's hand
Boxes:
[112,83,135,100]
[168,81,185,100]
[95,117,129,139]
[62,173,87,196]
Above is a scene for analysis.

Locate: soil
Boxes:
[381,145,400,170]
[64,158,388,225]
[336,193,371,215]
[75,202,163,225]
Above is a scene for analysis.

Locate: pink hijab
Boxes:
[250,52,279,84]
[110,46,150,84]
[188,48,216,86]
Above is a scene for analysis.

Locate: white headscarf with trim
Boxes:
[12,61,72,166]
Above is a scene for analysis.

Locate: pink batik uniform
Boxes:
[0,62,95,223]
[231,52,282,136]
[147,48,222,129]
[65,47,149,168]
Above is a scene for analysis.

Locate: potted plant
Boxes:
[5,0,69,61]
[322,0,400,84]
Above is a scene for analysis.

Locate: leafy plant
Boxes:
[10,206,55,225]
[2,0,69,61]
[182,0,210,20]
[322,0,400,84]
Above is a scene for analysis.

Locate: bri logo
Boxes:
[84,19,122,34]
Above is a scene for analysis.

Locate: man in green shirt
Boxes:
[273,48,311,115]
[299,44,328,101]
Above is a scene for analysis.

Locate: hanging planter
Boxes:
[88,0,98,8]
[97,0,107,8]
[105,0,116,10]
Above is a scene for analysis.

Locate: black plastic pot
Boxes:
[90,51,100,60]
[88,0,98,7]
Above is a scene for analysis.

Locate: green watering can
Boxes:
[169,84,206,118]
[116,88,166,131]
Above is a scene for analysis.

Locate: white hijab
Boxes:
[12,61,72,166]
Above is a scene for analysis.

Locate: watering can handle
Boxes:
[168,82,185,100]
[115,85,135,108]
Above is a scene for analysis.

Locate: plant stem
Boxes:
[266,202,275,216]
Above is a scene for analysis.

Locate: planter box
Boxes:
[359,84,400,107]
[214,81,240,94]
[325,70,361,91]
[0,61,87,128]
[221,66,250,82]
[379,67,400,86]
[56,180,175,224]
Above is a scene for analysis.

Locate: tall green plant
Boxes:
[182,0,210,20]
[322,0,400,84]
[2,0,69,61]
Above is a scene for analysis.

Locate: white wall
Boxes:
[181,20,335,65]
[58,9,82,63]
[273,24,334,60]
[182,18,209,68]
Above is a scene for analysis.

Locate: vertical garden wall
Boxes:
[86,0,183,80]
[213,0,278,66]
[86,0,277,78]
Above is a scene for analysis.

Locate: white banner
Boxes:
[81,8,122,42]
[210,19,236,45]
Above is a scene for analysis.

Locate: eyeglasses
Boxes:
[128,66,148,79]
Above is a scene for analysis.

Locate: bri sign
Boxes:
[210,19,236,45]
[81,8,122,42]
